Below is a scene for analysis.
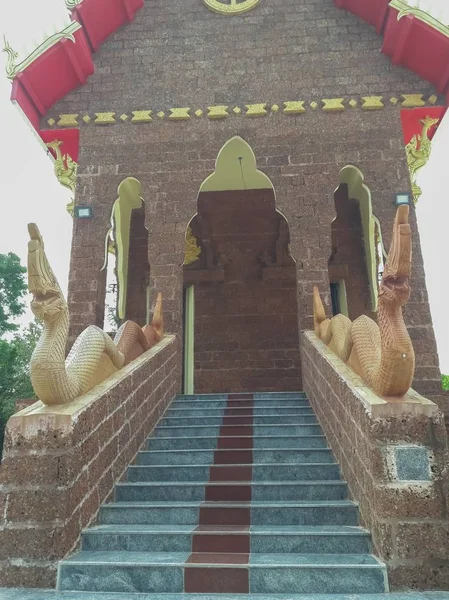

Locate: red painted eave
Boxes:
[8,0,144,162]
[11,27,94,119]
[383,9,449,94]
[334,0,449,102]
[334,0,390,33]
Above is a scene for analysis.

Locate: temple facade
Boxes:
[2,0,449,594]
[9,0,446,405]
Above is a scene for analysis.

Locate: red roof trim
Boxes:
[334,0,449,101]
[8,0,448,168]
[9,0,144,164]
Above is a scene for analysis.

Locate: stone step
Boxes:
[57,551,387,594]
[166,406,315,417]
[161,414,319,426]
[127,463,341,482]
[3,590,442,600]
[148,435,328,450]
[153,424,323,438]
[178,392,308,400]
[136,447,335,465]
[115,481,349,502]
[81,524,372,554]
[100,501,359,526]
[171,398,311,409]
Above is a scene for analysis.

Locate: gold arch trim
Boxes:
[338,165,386,312]
[203,0,260,15]
[200,135,273,192]
[101,177,143,320]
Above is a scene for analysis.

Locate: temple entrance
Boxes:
[182,137,302,394]
[328,166,386,321]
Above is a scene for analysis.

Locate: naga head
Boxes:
[379,205,411,307]
[28,223,67,323]
[46,140,63,151]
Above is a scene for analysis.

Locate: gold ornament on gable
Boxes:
[203,0,260,15]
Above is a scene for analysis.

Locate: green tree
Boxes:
[0,320,41,455]
[443,375,449,391]
[0,252,28,337]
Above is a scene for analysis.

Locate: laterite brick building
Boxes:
[2,0,449,596]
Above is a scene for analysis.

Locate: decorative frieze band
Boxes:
[46,94,439,128]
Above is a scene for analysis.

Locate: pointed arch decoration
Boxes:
[200,136,273,193]
[101,177,143,320]
[337,165,386,312]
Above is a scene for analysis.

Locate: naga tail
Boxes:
[152,293,164,339]
[313,286,327,338]
[142,293,164,346]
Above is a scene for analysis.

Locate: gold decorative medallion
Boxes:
[203,0,260,15]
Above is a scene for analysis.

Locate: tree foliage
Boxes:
[443,375,449,391]
[0,252,28,337]
[0,252,40,456]
[0,320,41,455]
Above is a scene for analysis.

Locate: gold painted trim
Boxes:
[389,0,449,38]
[45,94,440,128]
[3,22,81,80]
[405,114,440,205]
[184,227,201,265]
[66,0,83,8]
[322,98,345,112]
[46,139,78,215]
[183,285,195,395]
[203,0,260,15]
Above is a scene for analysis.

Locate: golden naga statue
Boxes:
[313,205,415,397]
[406,115,440,205]
[28,223,164,406]
[46,140,78,215]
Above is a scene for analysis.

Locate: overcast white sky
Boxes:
[0,0,448,372]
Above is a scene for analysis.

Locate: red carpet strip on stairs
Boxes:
[185,393,254,593]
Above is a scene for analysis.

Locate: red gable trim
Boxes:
[40,129,80,163]
[8,0,144,162]
[334,0,449,102]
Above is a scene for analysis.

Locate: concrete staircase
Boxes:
[54,391,388,596]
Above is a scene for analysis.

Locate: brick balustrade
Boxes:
[0,335,180,588]
[302,331,449,589]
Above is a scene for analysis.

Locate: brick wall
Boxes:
[188,189,302,393]
[126,206,150,325]
[328,184,372,319]
[45,0,445,409]
[49,0,434,114]
[302,332,449,590]
[0,336,179,588]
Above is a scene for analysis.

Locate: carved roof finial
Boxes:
[66,0,83,9]
[2,35,19,80]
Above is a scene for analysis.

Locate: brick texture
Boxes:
[45,0,445,409]
[302,332,449,590]
[187,189,302,393]
[0,337,179,588]
[328,184,373,320]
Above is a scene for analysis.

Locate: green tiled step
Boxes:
[161,414,319,426]
[57,551,387,594]
[100,501,359,526]
[1,592,446,600]
[127,463,341,482]
[136,448,334,465]
[115,481,348,502]
[147,435,329,450]
[81,524,372,554]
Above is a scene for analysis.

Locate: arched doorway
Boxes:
[328,165,385,320]
[102,177,150,329]
[182,137,302,394]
